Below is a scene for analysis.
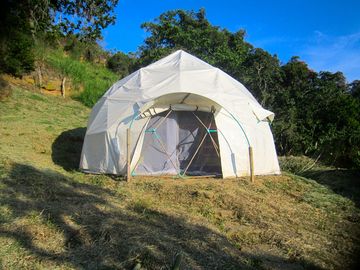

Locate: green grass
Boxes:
[0,87,359,269]
[46,49,118,107]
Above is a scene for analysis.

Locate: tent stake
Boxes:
[249,146,255,183]
[127,128,131,181]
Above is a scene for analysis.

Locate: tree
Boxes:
[271,57,317,155]
[241,48,283,107]
[313,72,360,167]
[348,80,360,100]
[0,1,36,76]
[137,9,252,77]
[0,0,119,76]
[53,0,119,42]
[107,52,134,77]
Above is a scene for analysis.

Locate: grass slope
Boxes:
[46,49,118,107]
[0,88,359,270]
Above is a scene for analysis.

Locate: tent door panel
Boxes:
[178,111,221,176]
[133,112,179,175]
[134,110,222,176]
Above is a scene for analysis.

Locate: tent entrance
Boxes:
[133,110,222,177]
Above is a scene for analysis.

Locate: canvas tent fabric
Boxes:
[80,50,280,177]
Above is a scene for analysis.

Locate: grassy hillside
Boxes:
[0,88,359,270]
[45,49,118,107]
[0,47,119,106]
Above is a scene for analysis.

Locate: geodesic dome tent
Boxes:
[80,50,280,178]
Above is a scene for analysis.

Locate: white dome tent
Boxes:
[80,50,280,179]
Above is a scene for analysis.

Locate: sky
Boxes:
[103,0,360,82]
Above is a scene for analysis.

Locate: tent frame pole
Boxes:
[220,108,254,182]
[192,112,220,156]
[127,128,131,182]
[182,114,214,176]
[153,131,180,173]
[249,146,255,183]
[154,109,173,130]
[182,132,208,175]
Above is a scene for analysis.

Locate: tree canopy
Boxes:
[53,0,119,41]
[0,0,119,76]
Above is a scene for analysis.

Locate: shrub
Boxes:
[0,31,34,76]
[107,52,134,77]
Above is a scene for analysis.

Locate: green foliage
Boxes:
[137,9,252,76]
[241,48,283,107]
[62,35,110,64]
[0,0,119,77]
[273,63,360,167]
[272,58,318,155]
[107,51,134,77]
[46,50,118,107]
[349,80,360,100]
[0,1,36,76]
[0,31,35,76]
[54,0,119,41]
[278,156,324,175]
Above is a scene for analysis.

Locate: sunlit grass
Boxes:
[46,49,118,107]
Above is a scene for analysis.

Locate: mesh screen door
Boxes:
[133,110,222,176]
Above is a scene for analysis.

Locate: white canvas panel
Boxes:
[80,132,118,174]
[215,109,250,177]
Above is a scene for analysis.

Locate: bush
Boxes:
[0,31,34,76]
[107,52,133,77]
[63,36,108,63]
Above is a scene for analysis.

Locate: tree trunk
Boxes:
[61,77,66,98]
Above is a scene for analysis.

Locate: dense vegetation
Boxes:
[0,0,118,75]
[0,5,359,168]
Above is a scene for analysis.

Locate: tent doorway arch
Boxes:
[133,109,222,177]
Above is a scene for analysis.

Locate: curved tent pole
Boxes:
[221,107,255,182]
[221,108,250,147]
